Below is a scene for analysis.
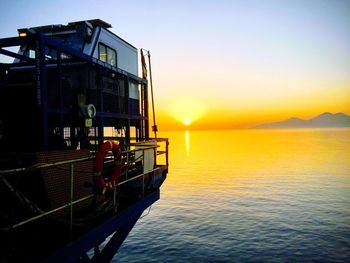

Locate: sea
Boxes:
[113,128,350,262]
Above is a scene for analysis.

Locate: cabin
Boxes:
[0,19,149,156]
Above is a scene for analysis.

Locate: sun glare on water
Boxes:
[169,98,207,127]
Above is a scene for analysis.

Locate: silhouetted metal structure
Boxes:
[0,20,168,262]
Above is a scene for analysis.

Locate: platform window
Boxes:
[99,44,107,62]
[99,43,117,67]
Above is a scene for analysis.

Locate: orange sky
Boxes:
[143,1,350,131]
[154,82,350,130]
[1,1,349,131]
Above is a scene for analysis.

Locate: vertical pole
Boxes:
[125,76,130,144]
[142,174,145,198]
[126,152,129,180]
[70,163,74,241]
[113,187,117,214]
[36,33,48,150]
[144,82,149,140]
[147,51,157,139]
[166,139,169,166]
[126,119,130,144]
[142,149,145,198]
[58,49,64,149]
[139,82,144,140]
[98,66,104,146]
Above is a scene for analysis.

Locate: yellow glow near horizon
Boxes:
[169,98,208,127]
[156,86,350,130]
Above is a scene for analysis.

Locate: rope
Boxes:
[140,205,152,219]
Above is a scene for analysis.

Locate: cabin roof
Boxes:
[69,19,112,29]
[18,19,112,33]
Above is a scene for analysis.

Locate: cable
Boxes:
[140,205,152,219]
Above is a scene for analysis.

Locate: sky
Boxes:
[0,0,349,130]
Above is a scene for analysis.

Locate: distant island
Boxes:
[254,112,350,129]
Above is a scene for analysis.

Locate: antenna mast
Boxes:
[146,50,157,138]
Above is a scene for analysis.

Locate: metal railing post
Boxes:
[166,139,169,166]
[126,151,129,180]
[0,139,168,231]
[142,149,145,198]
[113,186,117,214]
[69,163,74,241]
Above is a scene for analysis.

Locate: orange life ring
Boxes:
[93,141,122,194]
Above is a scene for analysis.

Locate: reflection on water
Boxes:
[185,130,190,157]
[115,128,350,262]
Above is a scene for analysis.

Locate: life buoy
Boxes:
[93,141,122,194]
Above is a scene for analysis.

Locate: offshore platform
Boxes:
[0,19,168,262]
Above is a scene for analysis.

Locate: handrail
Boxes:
[117,166,164,186]
[0,138,168,232]
[0,156,91,176]
[3,165,166,232]
[0,141,167,177]
[7,194,95,231]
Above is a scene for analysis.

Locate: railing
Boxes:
[0,138,168,238]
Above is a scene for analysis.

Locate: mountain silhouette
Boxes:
[255,112,350,129]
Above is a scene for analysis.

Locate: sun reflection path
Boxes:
[185,130,190,157]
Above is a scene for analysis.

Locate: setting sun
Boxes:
[168,98,207,127]
[184,117,191,126]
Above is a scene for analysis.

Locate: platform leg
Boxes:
[93,211,143,262]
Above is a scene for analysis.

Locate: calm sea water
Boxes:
[114,129,350,262]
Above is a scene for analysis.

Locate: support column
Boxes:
[144,82,149,140]
[36,33,48,150]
